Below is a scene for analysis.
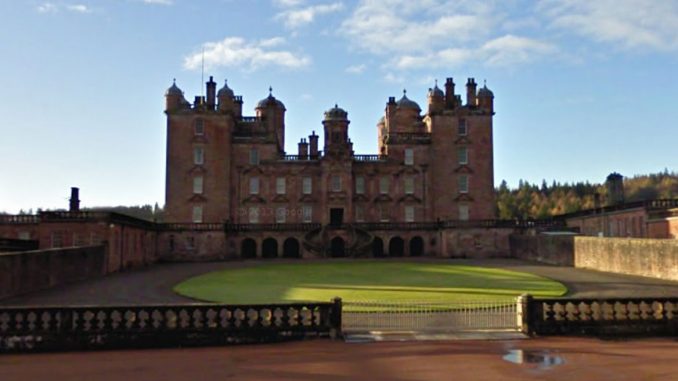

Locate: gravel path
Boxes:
[1,258,677,306]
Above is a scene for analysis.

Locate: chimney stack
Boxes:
[445,77,455,109]
[69,187,80,212]
[206,76,216,110]
[308,131,319,158]
[298,138,309,159]
[466,78,477,106]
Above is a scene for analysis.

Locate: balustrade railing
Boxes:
[0,300,341,352]
[352,154,387,162]
[225,223,322,232]
[0,215,39,224]
[160,223,224,231]
[528,296,678,336]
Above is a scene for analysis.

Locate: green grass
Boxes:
[174,261,567,305]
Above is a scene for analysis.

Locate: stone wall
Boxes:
[0,245,107,300]
[510,234,678,281]
[574,237,678,281]
[509,234,574,266]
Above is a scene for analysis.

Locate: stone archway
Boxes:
[372,237,385,258]
[330,237,345,258]
[241,238,256,259]
[282,237,301,258]
[262,237,278,259]
[410,236,424,257]
[389,236,404,257]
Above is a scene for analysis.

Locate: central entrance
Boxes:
[330,208,344,226]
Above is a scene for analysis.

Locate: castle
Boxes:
[163,75,496,257]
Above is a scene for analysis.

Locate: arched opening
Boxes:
[330,237,345,258]
[262,238,278,259]
[389,236,404,257]
[282,238,300,258]
[410,236,424,257]
[241,238,256,259]
[372,237,384,258]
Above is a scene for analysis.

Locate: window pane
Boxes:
[193,176,203,194]
[355,205,364,222]
[302,177,312,194]
[248,207,259,223]
[356,176,365,194]
[459,205,469,221]
[276,207,286,223]
[458,119,467,136]
[249,149,259,165]
[192,206,203,223]
[379,205,389,222]
[404,148,414,165]
[459,175,468,193]
[250,177,259,194]
[276,177,286,194]
[405,177,414,194]
[405,206,414,222]
[458,147,468,165]
[380,176,389,194]
[193,147,204,165]
[302,205,312,222]
[332,176,342,192]
[194,119,204,136]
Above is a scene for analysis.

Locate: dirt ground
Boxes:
[1,337,677,381]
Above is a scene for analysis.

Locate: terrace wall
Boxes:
[0,245,107,300]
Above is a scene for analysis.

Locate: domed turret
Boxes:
[165,79,186,112]
[396,90,421,111]
[324,104,348,120]
[256,87,285,110]
[427,80,445,114]
[477,80,494,112]
[217,79,234,98]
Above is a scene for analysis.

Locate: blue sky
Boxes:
[1,0,678,213]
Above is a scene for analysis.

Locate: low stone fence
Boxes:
[525,296,678,336]
[0,300,342,353]
[510,235,678,281]
[0,246,107,300]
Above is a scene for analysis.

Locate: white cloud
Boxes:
[539,0,678,51]
[37,2,91,13]
[65,4,91,13]
[481,35,556,66]
[183,37,311,71]
[275,2,344,29]
[141,0,173,5]
[37,2,58,13]
[345,64,367,74]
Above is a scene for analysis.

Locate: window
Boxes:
[404,176,414,195]
[193,176,203,194]
[249,149,259,165]
[186,236,195,250]
[457,147,468,165]
[302,205,312,222]
[458,175,469,193]
[18,231,30,240]
[194,119,204,136]
[193,146,204,165]
[331,175,342,192]
[249,177,260,194]
[276,177,286,194]
[355,176,365,194]
[459,205,469,221]
[458,119,467,136]
[192,206,203,223]
[404,148,414,165]
[90,233,100,245]
[405,206,415,222]
[248,207,259,223]
[302,177,312,194]
[380,176,390,194]
[355,205,364,222]
[73,233,86,247]
[379,205,389,222]
[51,232,63,248]
[276,207,286,223]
